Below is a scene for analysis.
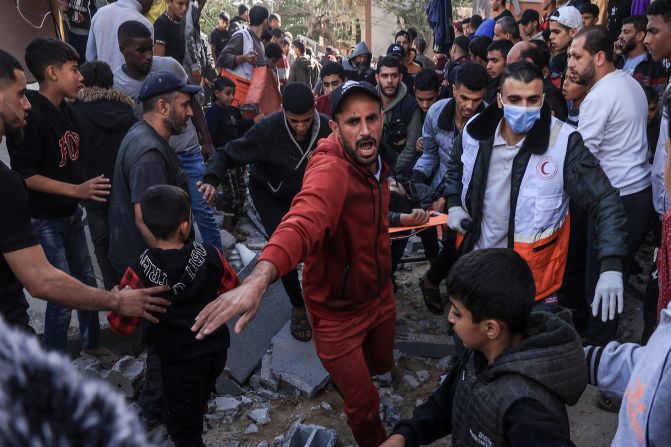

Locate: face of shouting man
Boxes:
[330,92,384,172]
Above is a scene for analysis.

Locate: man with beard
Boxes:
[198,83,331,342]
[444,61,626,322]
[108,70,199,431]
[376,56,422,177]
[114,20,222,255]
[193,80,396,447]
[615,15,668,94]
[344,42,376,84]
[568,26,651,347]
[0,49,169,334]
[412,63,488,313]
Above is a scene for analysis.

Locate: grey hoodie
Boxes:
[586,301,671,446]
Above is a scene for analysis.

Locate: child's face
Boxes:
[168,0,188,19]
[648,100,660,125]
[582,13,596,28]
[51,60,84,100]
[215,87,235,107]
[448,297,489,351]
[562,77,587,101]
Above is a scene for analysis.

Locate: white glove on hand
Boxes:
[448,206,472,233]
[592,271,624,322]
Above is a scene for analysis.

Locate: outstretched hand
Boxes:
[197,181,217,207]
[191,260,278,339]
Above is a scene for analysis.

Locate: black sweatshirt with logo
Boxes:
[7,91,82,219]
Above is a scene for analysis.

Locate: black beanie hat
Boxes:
[282,82,315,114]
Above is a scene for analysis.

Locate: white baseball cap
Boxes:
[550,6,583,30]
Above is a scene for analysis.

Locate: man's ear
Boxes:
[180,219,191,238]
[328,119,339,136]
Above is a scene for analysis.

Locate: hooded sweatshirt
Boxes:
[288,55,320,90]
[73,86,137,211]
[111,242,240,363]
[259,133,395,320]
[345,42,376,84]
[7,90,82,219]
[393,310,587,447]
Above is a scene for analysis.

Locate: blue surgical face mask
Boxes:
[499,94,543,134]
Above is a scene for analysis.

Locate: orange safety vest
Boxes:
[460,118,572,301]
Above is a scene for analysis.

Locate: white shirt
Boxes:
[86,0,154,72]
[475,121,525,250]
[578,69,651,196]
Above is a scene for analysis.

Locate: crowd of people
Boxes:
[1,0,671,445]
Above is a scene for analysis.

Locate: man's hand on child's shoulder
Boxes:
[113,284,171,323]
[379,434,406,447]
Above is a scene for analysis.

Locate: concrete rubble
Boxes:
[72,354,144,398]
[283,423,337,447]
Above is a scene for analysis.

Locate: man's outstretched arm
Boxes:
[5,244,170,322]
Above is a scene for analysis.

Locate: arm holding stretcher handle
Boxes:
[447,206,472,233]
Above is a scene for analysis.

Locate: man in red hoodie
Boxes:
[193,80,394,446]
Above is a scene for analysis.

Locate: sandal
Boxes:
[596,392,621,413]
[290,308,312,342]
[418,277,444,314]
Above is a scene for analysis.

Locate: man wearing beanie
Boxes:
[195,80,396,447]
[200,82,331,341]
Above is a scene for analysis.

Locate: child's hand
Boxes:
[76,175,111,202]
[197,181,217,207]
[379,434,406,447]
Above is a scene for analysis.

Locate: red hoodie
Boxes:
[259,133,393,320]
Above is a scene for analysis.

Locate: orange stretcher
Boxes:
[388,212,448,240]
[220,67,282,117]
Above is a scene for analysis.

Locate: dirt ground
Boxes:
[203,243,651,447]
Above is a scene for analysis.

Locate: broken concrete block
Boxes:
[212,396,242,414]
[102,355,145,398]
[226,255,293,384]
[403,374,420,390]
[215,372,245,396]
[220,229,237,249]
[270,322,329,398]
[245,423,259,434]
[248,407,271,425]
[260,352,279,391]
[257,442,270,447]
[320,402,333,412]
[273,435,285,446]
[283,423,337,447]
[437,355,455,371]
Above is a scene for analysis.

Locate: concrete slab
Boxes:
[270,322,329,398]
[225,255,292,384]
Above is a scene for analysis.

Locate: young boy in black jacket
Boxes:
[108,185,239,447]
[383,248,587,447]
[205,76,256,241]
[7,37,112,360]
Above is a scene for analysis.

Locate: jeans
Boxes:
[32,207,100,352]
[177,150,223,252]
[84,207,117,290]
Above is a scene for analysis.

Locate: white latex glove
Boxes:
[447,206,472,233]
[592,271,624,322]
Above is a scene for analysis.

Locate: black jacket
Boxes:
[444,102,627,273]
[125,242,237,363]
[204,111,331,202]
[393,311,586,447]
[73,87,137,211]
[7,91,82,219]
